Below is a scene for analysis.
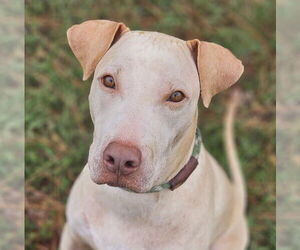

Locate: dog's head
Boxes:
[67,20,243,192]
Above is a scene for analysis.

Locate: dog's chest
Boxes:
[73,203,211,250]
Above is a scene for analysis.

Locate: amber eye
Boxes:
[102,75,115,89]
[167,91,185,103]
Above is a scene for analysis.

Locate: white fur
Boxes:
[60,31,248,250]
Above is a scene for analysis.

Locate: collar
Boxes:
[122,128,202,193]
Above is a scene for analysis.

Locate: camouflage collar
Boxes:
[122,128,202,193]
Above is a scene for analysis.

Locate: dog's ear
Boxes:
[67,20,129,81]
[187,39,244,108]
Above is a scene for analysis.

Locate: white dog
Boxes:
[59,20,248,250]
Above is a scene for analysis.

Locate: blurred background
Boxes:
[25,0,275,249]
[0,1,24,250]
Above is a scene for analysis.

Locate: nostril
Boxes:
[124,160,135,168]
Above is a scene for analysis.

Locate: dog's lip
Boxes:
[89,166,147,192]
[102,181,144,193]
[107,182,135,191]
[106,182,120,188]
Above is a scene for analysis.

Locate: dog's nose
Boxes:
[103,142,141,175]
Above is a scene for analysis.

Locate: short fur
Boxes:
[60,20,248,250]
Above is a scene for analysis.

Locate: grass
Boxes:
[25,0,275,249]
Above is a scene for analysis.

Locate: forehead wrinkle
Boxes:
[105,33,189,74]
[116,58,193,97]
[101,31,198,94]
[129,31,185,48]
[117,31,188,58]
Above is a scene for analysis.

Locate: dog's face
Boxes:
[88,32,200,192]
[67,20,243,192]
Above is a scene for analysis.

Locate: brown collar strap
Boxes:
[168,156,199,191]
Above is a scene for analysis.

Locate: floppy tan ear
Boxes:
[67,20,129,81]
[187,39,244,108]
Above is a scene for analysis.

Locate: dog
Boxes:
[59,20,248,250]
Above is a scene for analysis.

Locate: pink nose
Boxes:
[103,142,141,175]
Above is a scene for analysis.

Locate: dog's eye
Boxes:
[102,75,115,89]
[167,91,185,102]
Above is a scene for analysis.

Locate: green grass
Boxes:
[25,0,275,249]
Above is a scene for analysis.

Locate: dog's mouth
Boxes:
[92,176,147,193]
[106,182,140,193]
[108,181,147,193]
[88,161,151,193]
